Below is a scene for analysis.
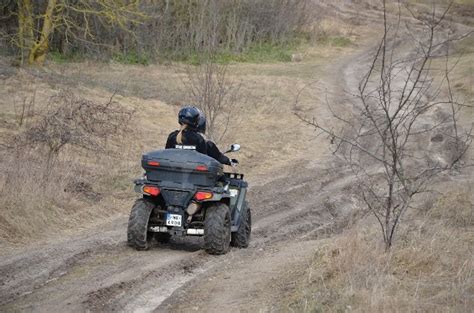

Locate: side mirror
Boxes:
[230,144,241,152]
[225,144,241,153]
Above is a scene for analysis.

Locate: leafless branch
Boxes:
[297,0,471,250]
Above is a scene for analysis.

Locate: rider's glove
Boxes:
[230,158,239,166]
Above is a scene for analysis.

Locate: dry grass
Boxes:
[0,149,116,243]
[0,70,177,246]
[0,88,142,245]
[280,178,473,312]
[276,4,474,311]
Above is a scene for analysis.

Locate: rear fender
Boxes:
[230,188,247,230]
[201,199,230,216]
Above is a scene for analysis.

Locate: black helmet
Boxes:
[197,109,206,134]
[178,106,200,129]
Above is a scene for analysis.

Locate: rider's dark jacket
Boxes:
[206,141,231,165]
[165,130,231,165]
[165,129,208,155]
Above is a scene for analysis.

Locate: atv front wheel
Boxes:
[204,203,231,255]
[127,198,154,250]
[231,202,251,248]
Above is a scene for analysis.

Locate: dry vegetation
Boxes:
[0,82,138,244]
[299,0,473,250]
[283,180,473,312]
[284,102,474,309]
[282,1,474,311]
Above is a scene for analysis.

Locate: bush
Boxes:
[23,90,134,175]
[0,90,135,244]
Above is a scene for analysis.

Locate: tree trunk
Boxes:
[28,0,58,65]
[18,0,34,65]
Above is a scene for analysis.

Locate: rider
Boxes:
[165,106,207,154]
[196,111,237,166]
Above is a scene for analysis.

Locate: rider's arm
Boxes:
[195,133,208,155]
[207,141,231,165]
[165,131,178,149]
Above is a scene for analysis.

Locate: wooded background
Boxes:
[0,0,311,65]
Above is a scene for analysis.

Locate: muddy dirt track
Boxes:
[0,41,370,311]
[0,158,360,313]
[1,6,472,312]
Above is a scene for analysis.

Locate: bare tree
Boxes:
[297,1,472,250]
[182,56,243,143]
[24,90,134,175]
[10,0,145,65]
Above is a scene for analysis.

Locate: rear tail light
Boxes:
[147,161,160,167]
[194,191,213,201]
[195,165,208,171]
[143,185,160,196]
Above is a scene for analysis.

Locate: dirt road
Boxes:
[0,161,360,313]
[0,37,374,311]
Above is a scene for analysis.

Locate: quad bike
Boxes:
[127,144,251,255]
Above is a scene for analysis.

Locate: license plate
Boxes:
[166,214,182,227]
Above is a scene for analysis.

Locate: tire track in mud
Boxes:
[0,155,359,312]
[0,238,207,312]
[0,249,93,306]
[0,232,122,307]
[149,160,364,312]
[155,164,363,312]
[79,161,358,312]
[84,252,215,312]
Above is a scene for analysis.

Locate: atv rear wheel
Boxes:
[231,202,251,248]
[127,198,154,250]
[204,203,231,255]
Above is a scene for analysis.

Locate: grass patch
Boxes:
[175,39,308,65]
[48,36,310,66]
[98,173,132,193]
[112,52,150,65]
[53,49,151,65]
[181,45,293,65]
[49,51,85,64]
[231,43,294,63]
[318,35,352,47]
[279,184,474,312]
[49,44,297,66]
